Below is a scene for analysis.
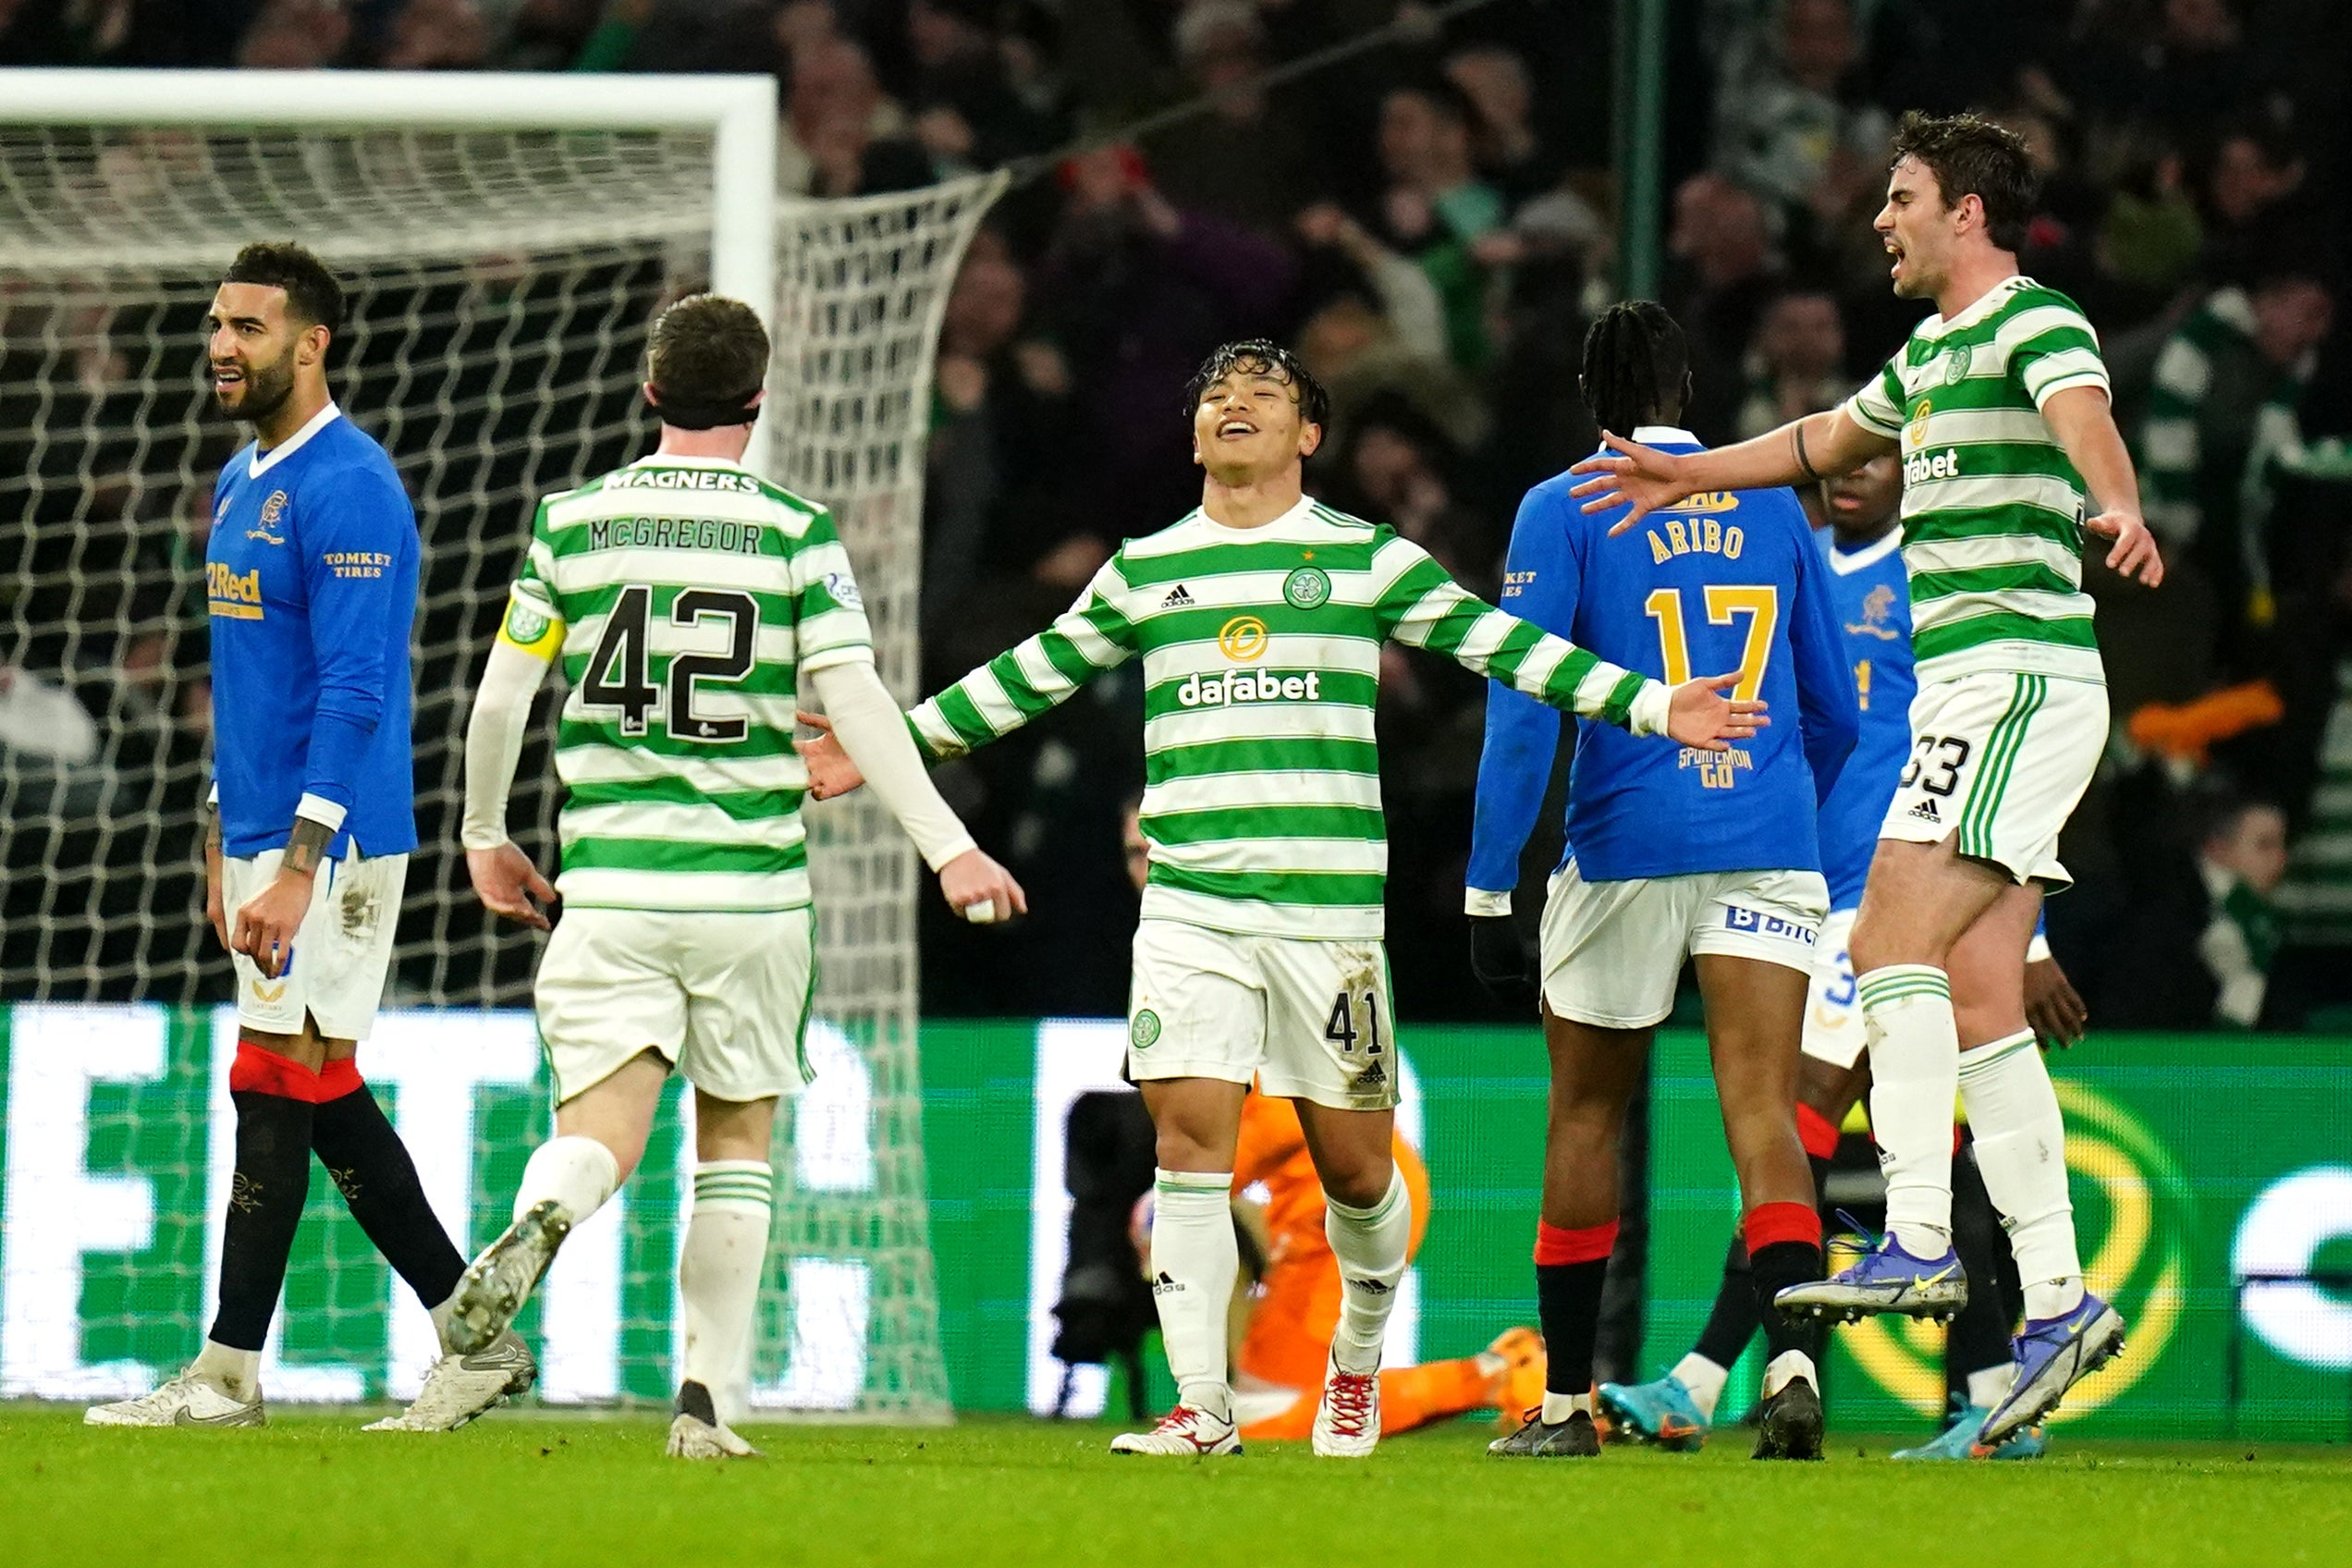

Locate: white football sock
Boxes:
[514,1134,620,1227]
[680,1160,774,1424]
[1966,1363,2015,1411]
[190,1338,261,1400]
[1958,1029,2085,1321]
[1761,1349,1816,1398]
[1540,1389,1592,1424]
[1324,1170,1411,1376]
[1858,964,1959,1255]
[1671,1352,1730,1421]
[1149,1169,1238,1421]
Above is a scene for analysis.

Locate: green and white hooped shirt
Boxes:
[1843,276,2112,687]
[909,497,1666,941]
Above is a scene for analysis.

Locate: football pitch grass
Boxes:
[5,1409,2347,1568]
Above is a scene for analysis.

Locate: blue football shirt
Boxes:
[207,404,420,859]
[1468,428,1858,897]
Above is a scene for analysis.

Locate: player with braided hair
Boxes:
[1470,301,1859,1460]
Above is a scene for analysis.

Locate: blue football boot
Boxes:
[1892,1398,2048,1461]
[1773,1213,1967,1323]
[1596,1373,1710,1452]
[1978,1292,2124,1449]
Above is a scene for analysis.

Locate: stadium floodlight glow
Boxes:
[0,71,1006,1424]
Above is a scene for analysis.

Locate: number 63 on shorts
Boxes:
[1879,670,2109,888]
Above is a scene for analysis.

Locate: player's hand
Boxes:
[2025,954,2089,1049]
[1468,914,1539,1011]
[793,711,867,801]
[231,868,312,980]
[468,841,557,930]
[1665,672,1769,753]
[1568,433,1697,533]
[937,846,1027,925]
[2084,508,2162,586]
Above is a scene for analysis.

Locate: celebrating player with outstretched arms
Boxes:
[1466,303,1859,1462]
[1570,112,2152,1443]
[798,339,1764,1459]
[447,294,1022,1460]
[89,244,520,1432]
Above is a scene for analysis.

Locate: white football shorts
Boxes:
[1880,670,2108,887]
[1537,859,1830,1030]
[1126,918,1397,1111]
[535,905,816,1105]
[224,845,406,1041]
[1800,906,1865,1071]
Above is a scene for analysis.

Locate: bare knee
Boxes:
[1318,1148,1394,1211]
[693,1091,778,1163]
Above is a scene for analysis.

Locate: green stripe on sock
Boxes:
[1958,1030,2038,1079]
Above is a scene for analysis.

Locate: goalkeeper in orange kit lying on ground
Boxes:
[1222,1090,1546,1439]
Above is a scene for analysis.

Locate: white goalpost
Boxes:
[0,70,1002,1424]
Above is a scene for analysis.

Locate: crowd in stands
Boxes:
[6,0,2351,1030]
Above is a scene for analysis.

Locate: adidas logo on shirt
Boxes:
[1161,583,1194,607]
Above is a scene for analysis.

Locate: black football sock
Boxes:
[209,1042,320,1352]
[1693,1231,1762,1369]
[1535,1220,1618,1399]
[1748,1238,1827,1375]
[1947,1145,2015,1403]
[311,1060,467,1311]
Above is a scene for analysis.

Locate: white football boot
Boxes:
[446,1199,570,1355]
[1311,1355,1381,1458]
[86,1371,264,1428]
[666,1379,762,1460]
[364,1329,537,1432]
[1109,1403,1242,1456]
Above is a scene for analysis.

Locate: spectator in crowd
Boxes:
[1366,80,1507,372]
[1663,172,1782,441]
[1709,0,1889,243]
[2138,266,2337,666]
[903,0,1060,172]
[1733,286,1847,443]
[779,31,931,196]
[1143,1,1328,239]
[2196,796,2290,1027]
[1034,146,1297,523]
[381,0,490,70]
[1445,43,1557,209]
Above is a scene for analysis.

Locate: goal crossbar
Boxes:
[0,68,777,342]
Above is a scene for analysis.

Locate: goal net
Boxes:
[0,74,1001,1423]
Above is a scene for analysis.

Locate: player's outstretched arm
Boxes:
[1569,409,1893,533]
[459,595,562,928]
[1376,536,1767,751]
[902,560,1142,765]
[805,659,1027,925]
[2040,385,2163,586]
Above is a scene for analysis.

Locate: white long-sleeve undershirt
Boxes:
[459,641,974,871]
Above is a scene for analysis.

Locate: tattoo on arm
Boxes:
[281,815,334,877]
[204,803,221,856]
[1791,421,1820,484]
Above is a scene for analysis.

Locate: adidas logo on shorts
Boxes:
[1909,799,1942,823]
[1161,583,1194,607]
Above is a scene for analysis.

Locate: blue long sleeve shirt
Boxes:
[206,404,420,859]
[1466,429,1858,900]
